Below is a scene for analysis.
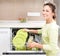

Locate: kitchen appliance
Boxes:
[2,28,45,56]
[11,28,42,51]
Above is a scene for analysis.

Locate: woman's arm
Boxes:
[27,26,59,50]
[43,27,59,51]
[23,29,42,34]
[27,29,38,34]
[27,42,43,49]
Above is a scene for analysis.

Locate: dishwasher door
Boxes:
[2,51,46,56]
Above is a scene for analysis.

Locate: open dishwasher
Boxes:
[2,28,46,56]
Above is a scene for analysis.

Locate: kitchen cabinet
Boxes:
[0,28,11,55]
[0,21,45,56]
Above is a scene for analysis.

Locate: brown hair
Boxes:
[43,3,56,20]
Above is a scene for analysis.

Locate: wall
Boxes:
[0,0,44,21]
[54,0,60,48]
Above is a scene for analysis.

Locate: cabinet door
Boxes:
[0,28,11,55]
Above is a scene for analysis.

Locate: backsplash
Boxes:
[0,0,44,21]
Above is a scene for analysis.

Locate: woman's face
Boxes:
[42,5,54,20]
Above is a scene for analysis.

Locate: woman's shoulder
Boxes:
[49,23,58,30]
[52,22,58,27]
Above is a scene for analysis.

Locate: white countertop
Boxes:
[0,20,45,28]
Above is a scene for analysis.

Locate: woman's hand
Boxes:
[27,42,43,49]
[27,42,37,48]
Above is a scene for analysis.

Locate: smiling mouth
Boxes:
[43,15,47,17]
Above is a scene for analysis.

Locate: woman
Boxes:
[24,3,59,56]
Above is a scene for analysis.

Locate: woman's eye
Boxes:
[46,10,49,12]
[43,10,49,12]
[43,10,45,12]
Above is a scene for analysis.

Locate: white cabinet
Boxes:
[0,28,11,55]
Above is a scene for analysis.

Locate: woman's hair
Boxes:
[43,3,56,19]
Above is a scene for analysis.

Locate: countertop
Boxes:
[0,20,45,28]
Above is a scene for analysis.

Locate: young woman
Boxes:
[24,3,59,56]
